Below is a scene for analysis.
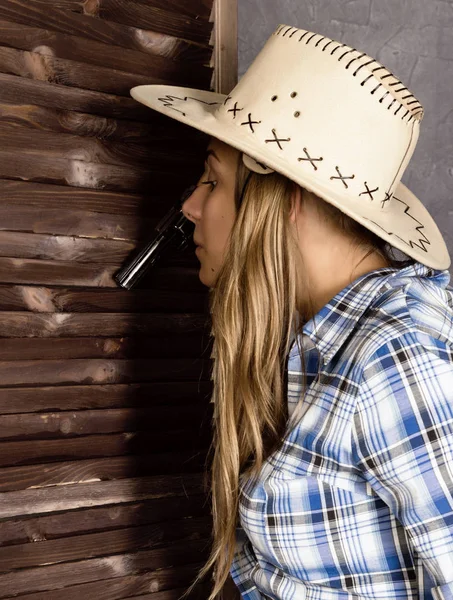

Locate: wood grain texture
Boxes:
[0,231,135,262]
[0,72,165,121]
[0,405,211,438]
[0,264,205,289]
[0,179,172,216]
[0,520,212,571]
[0,0,213,49]
[0,472,206,515]
[0,0,226,596]
[0,149,196,193]
[0,454,210,493]
[0,428,212,466]
[0,559,209,599]
[0,44,201,96]
[0,357,211,385]
[0,493,210,543]
[0,204,155,239]
[0,18,212,80]
[0,311,208,336]
[38,0,212,20]
[0,335,211,359]
[0,381,213,413]
[0,285,207,312]
[0,97,201,145]
[0,122,206,169]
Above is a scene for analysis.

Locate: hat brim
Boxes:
[130,84,450,271]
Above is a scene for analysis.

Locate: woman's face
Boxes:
[182,137,241,288]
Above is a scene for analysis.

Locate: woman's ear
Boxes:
[289,184,303,224]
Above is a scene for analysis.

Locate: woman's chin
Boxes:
[198,263,216,289]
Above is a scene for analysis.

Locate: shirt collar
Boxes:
[290,261,451,366]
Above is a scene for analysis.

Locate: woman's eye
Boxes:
[202,180,217,190]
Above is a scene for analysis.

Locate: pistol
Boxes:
[114,185,196,290]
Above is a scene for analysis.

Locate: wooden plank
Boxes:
[0,258,203,290]
[0,18,212,79]
[0,258,122,287]
[0,381,213,413]
[0,312,208,337]
[0,0,213,50]
[0,102,206,152]
[0,357,210,386]
[0,285,207,313]
[88,0,213,42]
[0,261,204,290]
[0,72,166,122]
[0,472,205,516]
[0,205,154,240]
[0,258,119,287]
[0,405,211,439]
[118,0,212,20]
[0,231,135,263]
[0,45,211,99]
[0,428,212,467]
[0,493,210,544]
[0,149,194,194]
[0,100,207,148]
[0,122,203,171]
[0,516,212,572]
[0,557,208,599]
[0,180,168,216]
[0,404,211,439]
[0,404,209,440]
[35,0,212,21]
[0,453,208,493]
[0,335,211,359]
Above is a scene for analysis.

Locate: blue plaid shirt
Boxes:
[230,261,453,599]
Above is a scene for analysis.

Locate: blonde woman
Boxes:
[131,24,453,600]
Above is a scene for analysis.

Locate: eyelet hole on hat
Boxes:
[294,111,300,117]
[271,95,278,101]
[290,91,297,98]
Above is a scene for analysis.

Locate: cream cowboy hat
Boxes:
[130,23,450,270]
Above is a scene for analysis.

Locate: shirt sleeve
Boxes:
[229,525,263,599]
[351,332,453,600]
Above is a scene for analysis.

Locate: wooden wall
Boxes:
[0,0,237,597]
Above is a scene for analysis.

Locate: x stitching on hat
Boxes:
[241,113,262,133]
[297,148,324,171]
[359,182,379,200]
[330,167,355,189]
[227,102,243,118]
[265,128,291,150]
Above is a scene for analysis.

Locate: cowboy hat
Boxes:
[129,23,450,270]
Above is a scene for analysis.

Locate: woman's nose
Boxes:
[182,188,201,223]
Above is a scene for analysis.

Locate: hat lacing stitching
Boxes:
[276,25,424,123]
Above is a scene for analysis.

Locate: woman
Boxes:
[130,24,453,600]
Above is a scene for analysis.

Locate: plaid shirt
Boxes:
[230,261,453,600]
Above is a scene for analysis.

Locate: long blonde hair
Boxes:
[181,154,414,599]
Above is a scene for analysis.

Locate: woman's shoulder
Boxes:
[347,269,453,374]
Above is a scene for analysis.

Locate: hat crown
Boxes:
[215,24,424,213]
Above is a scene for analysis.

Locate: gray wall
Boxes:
[238,0,453,277]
